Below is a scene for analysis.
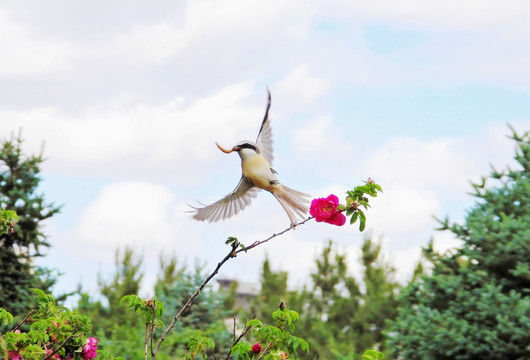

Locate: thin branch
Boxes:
[152,216,313,357]
[232,318,237,344]
[256,341,274,360]
[144,323,149,360]
[43,326,79,360]
[224,315,256,360]
[153,241,239,356]
[149,305,156,358]
[12,309,36,332]
[236,216,313,254]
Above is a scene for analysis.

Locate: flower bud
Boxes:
[251,343,262,354]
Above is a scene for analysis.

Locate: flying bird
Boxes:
[191,89,311,227]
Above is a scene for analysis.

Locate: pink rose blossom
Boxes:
[45,349,62,360]
[310,195,346,226]
[8,351,21,360]
[82,337,98,360]
[251,343,262,354]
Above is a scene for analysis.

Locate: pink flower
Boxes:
[8,351,21,360]
[251,343,262,354]
[45,349,62,360]
[310,195,346,226]
[82,337,98,360]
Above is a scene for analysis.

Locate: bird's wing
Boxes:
[256,89,273,164]
[190,176,259,222]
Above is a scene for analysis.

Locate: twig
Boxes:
[149,305,156,358]
[152,216,313,358]
[236,216,313,254]
[153,241,239,356]
[232,318,237,344]
[12,309,36,332]
[224,316,256,360]
[43,326,79,360]
[257,341,274,360]
[144,324,149,360]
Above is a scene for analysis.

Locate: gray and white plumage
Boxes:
[190,89,310,226]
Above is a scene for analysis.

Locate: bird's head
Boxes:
[216,141,260,160]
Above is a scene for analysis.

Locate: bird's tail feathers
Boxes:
[274,185,311,227]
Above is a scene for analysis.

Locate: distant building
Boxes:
[217,278,259,310]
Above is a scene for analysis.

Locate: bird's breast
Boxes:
[242,155,278,191]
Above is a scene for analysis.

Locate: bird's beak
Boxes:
[216,142,234,154]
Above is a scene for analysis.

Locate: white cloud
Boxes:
[292,116,356,180]
[74,182,199,261]
[362,136,471,191]
[0,83,268,183]
[112,23,187,64]
[276,64,329,107]
[368,186,440,238]
[340,0,530,31]
[0,9,81,75]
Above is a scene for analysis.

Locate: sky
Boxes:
[1,1,530,304]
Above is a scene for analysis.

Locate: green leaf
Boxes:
[225,236,238,245]
[350,212,359,225]
[0,308,14,325]
[359,211,366,232]
[246,319,262,328]
[155,300,164,317]
[361,349,384,360]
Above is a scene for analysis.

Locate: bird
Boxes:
[190,89,311,228]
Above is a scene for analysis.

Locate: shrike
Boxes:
[191,90,311,227]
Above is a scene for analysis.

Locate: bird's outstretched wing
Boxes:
[256,89,273,164]
[190,177,259,222]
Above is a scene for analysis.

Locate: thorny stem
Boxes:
[12,310,36,332]
[144,323,149,360]
[149,305,156,358]
[224,316,257,360]
[257,341,275,360]
[236,216,314,254]
[151,216,312,358]
[43,326,79,360]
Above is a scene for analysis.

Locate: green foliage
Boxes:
[386,127,530,359]
[343,179,383,231]
[0,209,17,235]
[0,289,108,360]
[77,248,234,359]
[185,335,215,360]
[248,257,288,322]
[0,131,62,320]
[251,239,399,360]
[153,256,234,358]
[120,295,164,326]
[245,307,309,359]
[360,350,384,360]
[77,247,149,358]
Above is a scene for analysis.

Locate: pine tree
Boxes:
[248,256,289,322]
[249,239,400,359]
[386,128,530,359]
[77,247,145,358]
[0,131,61,317]
[154,256,233,358]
